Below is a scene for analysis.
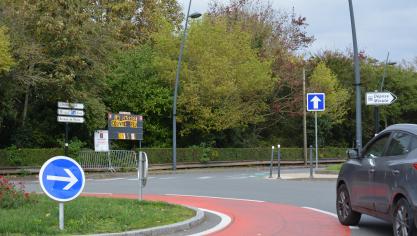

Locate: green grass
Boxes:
[0,195,195,235]
[326,163,343,172]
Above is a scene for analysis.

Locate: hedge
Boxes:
[0,147,347,167]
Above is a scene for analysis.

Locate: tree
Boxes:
[309,62,350,124]
[105,44,172,147]
[0,27,14,72]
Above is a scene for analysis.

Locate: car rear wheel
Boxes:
[336,184,361,225]
[393,198,417,236]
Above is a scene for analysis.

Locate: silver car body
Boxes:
[337,124,417,225]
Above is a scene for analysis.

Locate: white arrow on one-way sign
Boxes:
[47,168,78,190]
[310,96,321,109]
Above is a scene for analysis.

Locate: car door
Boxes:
[350,132,391,210]
[373,131,413,213]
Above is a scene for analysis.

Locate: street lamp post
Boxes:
[172,0,201,171]
[348,0,362,152]
[374,52,396,135]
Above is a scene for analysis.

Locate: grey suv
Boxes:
[337,124,417,236]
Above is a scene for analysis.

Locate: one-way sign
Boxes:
[366,92,397,106]
[307,93,325,111]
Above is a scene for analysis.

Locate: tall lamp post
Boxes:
[172,0,201,171]
[374,52,396,135]
[348,0,362,152]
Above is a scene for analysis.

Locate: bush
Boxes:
[0,176,33,209]
[0,147,347,167]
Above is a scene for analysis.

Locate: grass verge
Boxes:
[325,163,343,172]
[0,195,195,235]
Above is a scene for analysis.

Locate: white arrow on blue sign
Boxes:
[307,93,325,111]
[39,156,85,202]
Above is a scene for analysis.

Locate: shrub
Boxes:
[0,176,33,209]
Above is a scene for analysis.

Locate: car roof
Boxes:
[384,124,417,135]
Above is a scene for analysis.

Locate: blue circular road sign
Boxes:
[39,156,85,202]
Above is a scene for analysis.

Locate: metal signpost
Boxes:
[307,93,325,169]
[39,156,85,230]
[57,102,85,155]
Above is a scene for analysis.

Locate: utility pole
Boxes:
[303,68,307,165]
[348,0,362,152]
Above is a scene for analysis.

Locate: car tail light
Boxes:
[413,163,417,170]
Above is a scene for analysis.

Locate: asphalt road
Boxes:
[23,167,393,236]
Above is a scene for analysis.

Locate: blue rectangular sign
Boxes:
[307,93,325,111]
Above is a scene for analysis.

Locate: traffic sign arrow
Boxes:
[310,96,321,109]
[47,168,78,190]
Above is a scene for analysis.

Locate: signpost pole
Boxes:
[269,146,274,178]
[138,151,143,201]
[59,202,64,230]
[315,112,318,169]
[65,123,69,156]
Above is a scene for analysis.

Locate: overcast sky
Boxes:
[180,0,417,63]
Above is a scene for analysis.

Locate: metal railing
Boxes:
[78,150,137,171]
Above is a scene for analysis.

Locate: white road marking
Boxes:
[197,176,213,179]
[226,176,248,179]
[186,208,232,236]
[302,207,338,218]
[302,206,359,229]
[84,192,113,195]
[165,194,265,203]
[159,177,176,180]
[88,178,125,182]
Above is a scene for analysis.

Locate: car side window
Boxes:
[408,135,417,152]
[363,133,390,158]
[386,132,412,156]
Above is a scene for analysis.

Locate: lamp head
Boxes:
[189,12,202,19]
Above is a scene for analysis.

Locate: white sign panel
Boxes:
[58,102,84,110]
[57,116,85,123]
[57,109,85,117]
[94,130,109,152]
[366,92,397,106]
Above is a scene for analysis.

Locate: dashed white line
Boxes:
[186,208,232,236]
[197,176,213,180]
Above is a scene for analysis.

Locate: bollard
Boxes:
[269,146,275,178]
[277,144,281,179]
[309,145,314,179]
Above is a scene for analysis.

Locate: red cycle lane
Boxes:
[84,193,350,236]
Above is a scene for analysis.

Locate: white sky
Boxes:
[180,0,417,63]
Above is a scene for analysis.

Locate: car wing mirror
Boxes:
[347,148,359,159]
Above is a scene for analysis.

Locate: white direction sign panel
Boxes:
[57,109,85,117]
[57,116,85,123]
[58,102,84,110]
[94,130,109,152]
[366,92,397,105]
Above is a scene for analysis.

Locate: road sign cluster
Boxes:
[57,102,85,123]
